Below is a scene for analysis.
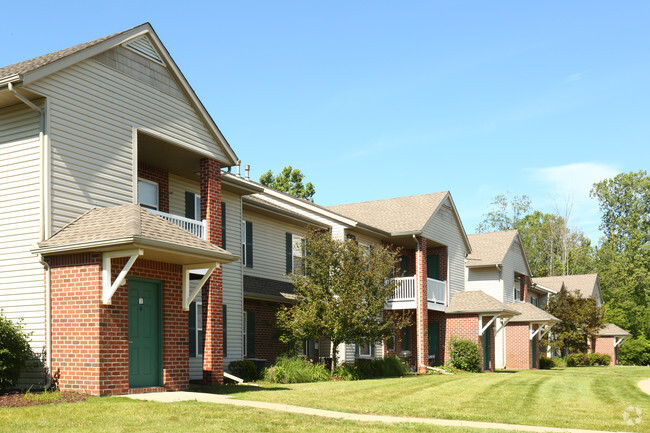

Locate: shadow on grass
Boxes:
[189,382,290,395]
[493,370,519,374]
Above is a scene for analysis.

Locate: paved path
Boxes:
[639,378,650,396]
[126,391,631,433]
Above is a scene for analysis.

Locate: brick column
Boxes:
[415,236,428,373]
[200,158,223,385]
[522,276,528,303]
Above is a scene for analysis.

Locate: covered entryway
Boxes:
[128,278,163,388]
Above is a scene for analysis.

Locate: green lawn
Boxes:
[0,397,513,433]
[211,366,650,432]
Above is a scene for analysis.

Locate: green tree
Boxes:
[476,193,531,233]
[276,230,410,373]
[544,287,603,354]
[591,170,650,339]
[259,166,316,201]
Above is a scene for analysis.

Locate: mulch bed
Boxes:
[0,391,91,408]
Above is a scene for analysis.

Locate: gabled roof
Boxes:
[34,204,237,264]
[446,291,520,316]
[533,274,601,300]
[0,23,238,166]
[597,323,631,337]
[506,302,560,323]
[326,192,471,251]
[466,230,532,276]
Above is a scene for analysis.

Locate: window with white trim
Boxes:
[292,235,306,275]
[138,178,159,210]
[358,342,371,357]
[514,275,522,302]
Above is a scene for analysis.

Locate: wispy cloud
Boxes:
[566,72,585,82]
[530,162,620,242]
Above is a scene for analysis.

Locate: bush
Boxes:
[263,356,329,384]
[333,364,360,381]
[448,339,481,372]
[566,352,611,367]
[620,336,650,366]
[353,356,409,379]
[0,312,32,392]
[539,355,556,369]
[228,360,258,382]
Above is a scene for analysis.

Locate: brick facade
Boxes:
[445,314,495,371]
[415,236,428,373]
[48,254,188,396]
[138,162,169,213]
[593,336,618,365]
[243,299,290,365]
[505,322,538,369]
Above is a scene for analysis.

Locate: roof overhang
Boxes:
[466,261,503,269]
[243,197,331,229]
[222,174,264,196]
[33,236,238,265]
[243,292,297,303]
[446,307,520,317]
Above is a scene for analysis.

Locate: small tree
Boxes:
[260,166,316,201]
[544,287,603,354]
[277,230,411,373]
[0,312,32,392]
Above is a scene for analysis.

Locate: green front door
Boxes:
[128,278,162,388]
[483,330,490,371]
[428,322,439,366]
[427,255,439,280]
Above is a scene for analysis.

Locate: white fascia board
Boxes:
[182,263,218,310]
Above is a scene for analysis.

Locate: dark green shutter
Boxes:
[221,202,226,249]
[401,256,409,277]
[483,330,490,371]
[189,301,196,357]
[286,233,293,274]
[355,344,360,357]
[223,304,227,358]
[370,343,376,357]
[185,192,195,220]
[532,336,537,368]
[402,327,410,351]
[427,255,440,280]
[247,310,256,357]
[245,221,253,268]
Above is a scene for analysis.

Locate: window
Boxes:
[359,343,371,356]
[138,179,159,210]
[386,335,395,351]
[356,341,375,358]
[399,255,409,277]
[530,296,538,307]
[189,298,203,357]
[514,276,522,302]
[184,192,201,220]
[302,339,315,357]
[242,221,253,268]
[286,233,306,274]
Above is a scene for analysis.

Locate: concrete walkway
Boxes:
[639,378,650,396]
[126,391,631,433]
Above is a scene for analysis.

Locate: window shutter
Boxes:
[402,327,410,351]
[246,310,256,357]
[286,233,293,274]
[245,221,253,268]
[221,202,226,249]
[185,192,195,219]
[189,301,196,357]
[223,304,227,358]
[355,344,360,357]
[370,343,376,357]
[401,256,409,277]
[427,255,440,280]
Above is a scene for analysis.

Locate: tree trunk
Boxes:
[330,339,340,375]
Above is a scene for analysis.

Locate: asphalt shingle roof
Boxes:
[446,290,520,315]
[533,274,599,298]
[466,230,519,266]
[597,323,631,337]
[506,302,560,323]
[326,192,449,234]
[244,275,296,302]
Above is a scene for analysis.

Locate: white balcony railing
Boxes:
[149,209,208,240]
[388,276,447,307]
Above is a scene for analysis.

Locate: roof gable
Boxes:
[0,23,238,167]
[466,230,532,275]
[533,274,601,300]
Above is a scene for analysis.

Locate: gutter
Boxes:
[37,254,53,389]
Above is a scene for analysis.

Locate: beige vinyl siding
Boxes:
[343,229,380,247]
[242,209,306,282]
[495,320,506,369]
[502,240,529,304]
[0,103,45,385]
[422,204,468,302]
[27,56,227,231]
[169,174,200,218]
[466,267,502,301]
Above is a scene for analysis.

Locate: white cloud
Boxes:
[566,72,585,82]
[530,162,619,242]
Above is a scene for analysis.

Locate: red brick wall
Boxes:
[243,299,289,365]
[505,322,538,369]
[48,254,189,396]
[445,314,495,371]
[594,336,617,365]
[138,162,169,213]
[415,236,428,373]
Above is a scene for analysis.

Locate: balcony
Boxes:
[149,209,208,240]
[386,276,447,311]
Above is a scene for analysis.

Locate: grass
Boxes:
[211,366,650,432]
[0,397,514,433]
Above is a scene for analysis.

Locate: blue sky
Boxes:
[3,1,649,242]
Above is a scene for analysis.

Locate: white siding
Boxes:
[502,239,530,304]
[242,209,306,282]
[27,55,227,232]
[168,174,199,217]
[466,267,502,301]
[0,103,45,385]
[422,204,468,301]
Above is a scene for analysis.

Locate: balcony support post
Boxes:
[415,236,428,373]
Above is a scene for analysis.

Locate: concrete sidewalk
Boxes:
[639,378,650,396]
[126,391,631,433]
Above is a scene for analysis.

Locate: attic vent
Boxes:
[123,35,164,65]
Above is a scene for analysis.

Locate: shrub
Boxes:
[596,353,611,366]
[353,356,409,379]
[539,355,556,369]
[448,339,481,372]
[228,360,258,382]
[263,356,329,384]
[333,364,360,381]
[620,336,650,365]
[566,353,589,367]
[0,312,32,392]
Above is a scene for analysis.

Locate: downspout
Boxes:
[38,254,53,388]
